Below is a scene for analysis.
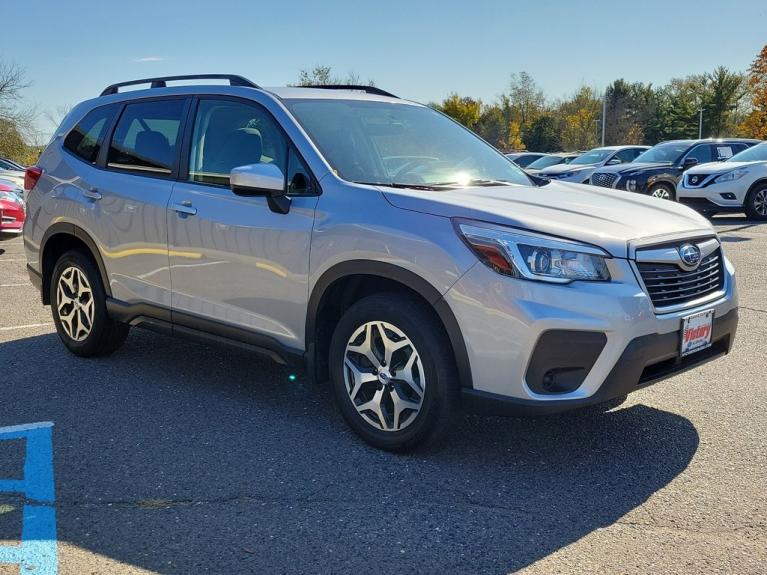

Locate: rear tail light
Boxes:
[24,166,43,192]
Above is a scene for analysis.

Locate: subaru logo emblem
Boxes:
[678,243,701,270]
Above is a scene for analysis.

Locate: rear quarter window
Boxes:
[63,105,119,164]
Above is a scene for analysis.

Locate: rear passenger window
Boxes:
[63,105,118,164]
[685,145,712,164]
[107,99,185,176]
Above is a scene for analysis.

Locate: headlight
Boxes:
[556,172,576,179]
[456,221,611,283]
[714,169,748,183]
[626,179,637,192]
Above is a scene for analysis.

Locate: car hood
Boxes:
[380,181,712,258]
[539,163,593,175]
[685,160,761,175]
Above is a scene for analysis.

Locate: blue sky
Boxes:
[3,0,766,138]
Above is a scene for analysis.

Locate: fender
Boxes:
[40,222,112,301]
[306,260,473,389]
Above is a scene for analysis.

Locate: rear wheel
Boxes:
[329,293,458,451]
[649,183,675,200]
[50,250,129,357]
[744,184,767,221]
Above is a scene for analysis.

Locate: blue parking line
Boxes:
[0,422,58,574]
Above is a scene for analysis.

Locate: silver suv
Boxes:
[23,75,738,451]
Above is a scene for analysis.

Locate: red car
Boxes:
[0,184,25,234]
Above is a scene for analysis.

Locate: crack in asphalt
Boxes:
[739,306,767,315]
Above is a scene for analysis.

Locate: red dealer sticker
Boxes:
[680,309,714,357]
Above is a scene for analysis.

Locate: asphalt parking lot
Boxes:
[1,217,765,575]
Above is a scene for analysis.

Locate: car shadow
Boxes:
[0,330,700,574]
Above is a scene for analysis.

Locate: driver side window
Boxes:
[188,99,287,187]
[684,145,712,165]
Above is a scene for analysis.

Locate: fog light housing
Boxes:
[626,179,637,192]
[720,192,736,200]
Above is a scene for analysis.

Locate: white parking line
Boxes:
[0,258,26,262]
[0,283,28,287]
[0,323,53,332]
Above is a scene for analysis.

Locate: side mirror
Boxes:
[230,163,291,214]
[607,158,622,165]
[682,157,698,170]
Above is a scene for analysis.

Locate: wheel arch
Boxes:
[746,177,767,197]
[40,223,111,305]
[306,260,473,390]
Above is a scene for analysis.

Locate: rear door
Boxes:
[167,97,319,352]
[88,97,189,308]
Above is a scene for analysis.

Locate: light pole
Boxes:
[601,91,607,146]
[698,106,705,139]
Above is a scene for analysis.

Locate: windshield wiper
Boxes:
[353,181,455,191]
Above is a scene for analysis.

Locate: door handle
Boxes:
[173,201,197,216]
[83,188,102,200]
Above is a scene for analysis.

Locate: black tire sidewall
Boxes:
[745,185,767,221]
[329,294,457,451]
[50,251,113,356]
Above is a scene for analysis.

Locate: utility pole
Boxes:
[698,107,704,139]
[601,91,607,146]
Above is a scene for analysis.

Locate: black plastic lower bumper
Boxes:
[462,308,738,417]
[679,197,741,214]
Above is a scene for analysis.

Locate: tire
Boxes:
[649,183,675,201]
[329,293,459,452]
[50,250,129,357]
[744,184,767,221]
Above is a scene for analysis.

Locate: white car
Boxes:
[677,142,767,220]
[0,157,25,189]
[537,145,648,184]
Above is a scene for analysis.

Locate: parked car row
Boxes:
[0,156,26,189]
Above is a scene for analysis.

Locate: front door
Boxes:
[168,97,318,351]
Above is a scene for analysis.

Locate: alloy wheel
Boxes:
[651,187,671,200]
[343,321,425,432]
[754,189,767,216]
[56,266,95,341]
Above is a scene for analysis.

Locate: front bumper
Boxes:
[677,178,745,211]
[444,252,738,414]
[462,308,737,415]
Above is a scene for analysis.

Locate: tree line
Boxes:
[433,44,767,152]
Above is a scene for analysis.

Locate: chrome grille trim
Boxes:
[591,172,618,188]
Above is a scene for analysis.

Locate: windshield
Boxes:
[634,142,689,164]
[727,142,767,162]
[570,148,612,165]
[527,155,566,169]
[284,99,531,188]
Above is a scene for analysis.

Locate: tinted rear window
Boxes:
[64,105,119,164]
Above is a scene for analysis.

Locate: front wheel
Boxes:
[50,250,129,357]
[649,184,675,201]
[329,293,458,451]
[745,185,767,221]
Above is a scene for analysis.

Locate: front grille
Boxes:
[685,173,711,187]
[591,172,618,188]
[637,248,724,308]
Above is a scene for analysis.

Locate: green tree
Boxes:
[0,59,38,163]
[523,115,560,151]
[474,105,509,149]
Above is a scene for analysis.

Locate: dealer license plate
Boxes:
[680,309,714,357]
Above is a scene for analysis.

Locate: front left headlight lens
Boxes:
[456,221,611,283]
[714,169,748,183]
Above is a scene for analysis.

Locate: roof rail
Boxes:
[100,74,259,96]
[303,85,398,99]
